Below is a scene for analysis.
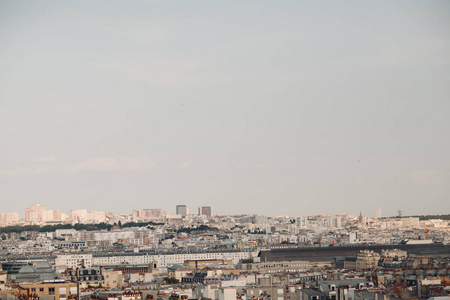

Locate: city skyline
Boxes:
[1,1,449,217]
[0,203,445,221]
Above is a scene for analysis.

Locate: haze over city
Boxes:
[1,1,449,217]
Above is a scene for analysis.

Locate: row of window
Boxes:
[30,287,77,295]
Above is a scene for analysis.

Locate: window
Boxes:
[31,288,36,292]
[40,288,44,292]
[49,288,55,295]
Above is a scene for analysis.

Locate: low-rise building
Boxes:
[68,267,104,289]
[184,259,232,269]
[239,260,309,273]
[17,281,79,300]
[103,269,123,289]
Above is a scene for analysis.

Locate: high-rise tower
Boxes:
[198,206,212,217]
[176,205,187,217]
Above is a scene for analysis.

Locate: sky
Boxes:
[0,0,449,218]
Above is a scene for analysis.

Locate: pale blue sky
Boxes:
[1,0,449,217]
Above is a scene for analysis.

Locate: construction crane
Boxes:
[413,228,430,239]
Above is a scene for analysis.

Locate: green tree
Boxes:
[163,277,180,284]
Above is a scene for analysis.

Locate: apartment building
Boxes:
[17,281,79,300]
[355,250,380,271]
[92,250,255,268]
[239,260,309,273]
[55,254,93,269]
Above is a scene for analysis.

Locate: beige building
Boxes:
[239,260,309,273]
[69,210,87,223]
[104,269,123,289]
[184,259,233,269]
[380,249,407,261]
[0,213,19,225]
[204,265,241,276]
[25,205,45,223]
[17,281,79,300]
[168,266,195,282]
[0,271,7,290]
[244,284,300,300]
[356,250,380,271]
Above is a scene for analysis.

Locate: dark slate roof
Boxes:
[258,244,450,263]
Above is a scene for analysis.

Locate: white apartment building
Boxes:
[93,250,257,268]
[55,229,78,238]
[93,231,134,243]
[56,254,93,268]
[402,217,420,227]
[326,217,342,228]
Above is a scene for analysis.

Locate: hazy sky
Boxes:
[1,1,449,218]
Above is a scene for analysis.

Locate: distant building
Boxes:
[176,205,187,217]
[318,279,376,300]
[69,209,87,223]
[101,263,158,275]
[93,230,134,243]
[332,256,357,269]
[239,260,309,273]
[375,207,382,219]
[381,249,407,261]
[1,262,28,276]
[355,250,380,271]
[198,206,212,217]
[133,209,161,220]
[103,269,123,289]
[349,232,358,243]
[168,265,195,281]
[299,289,327,300]
[10,262,58,283]
[25,204,45,223]
[17,281,79,300]
[401,217,419,227]
[41,210,55,222]
[184,259,232,269]
[327,217,342,228]
[87,211,107,223]
[55,254,93,269]
[0,213,19,225]
[69,267,104,289]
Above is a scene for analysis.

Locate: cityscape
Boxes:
[0,204,449,300]
[1,1,449,300]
